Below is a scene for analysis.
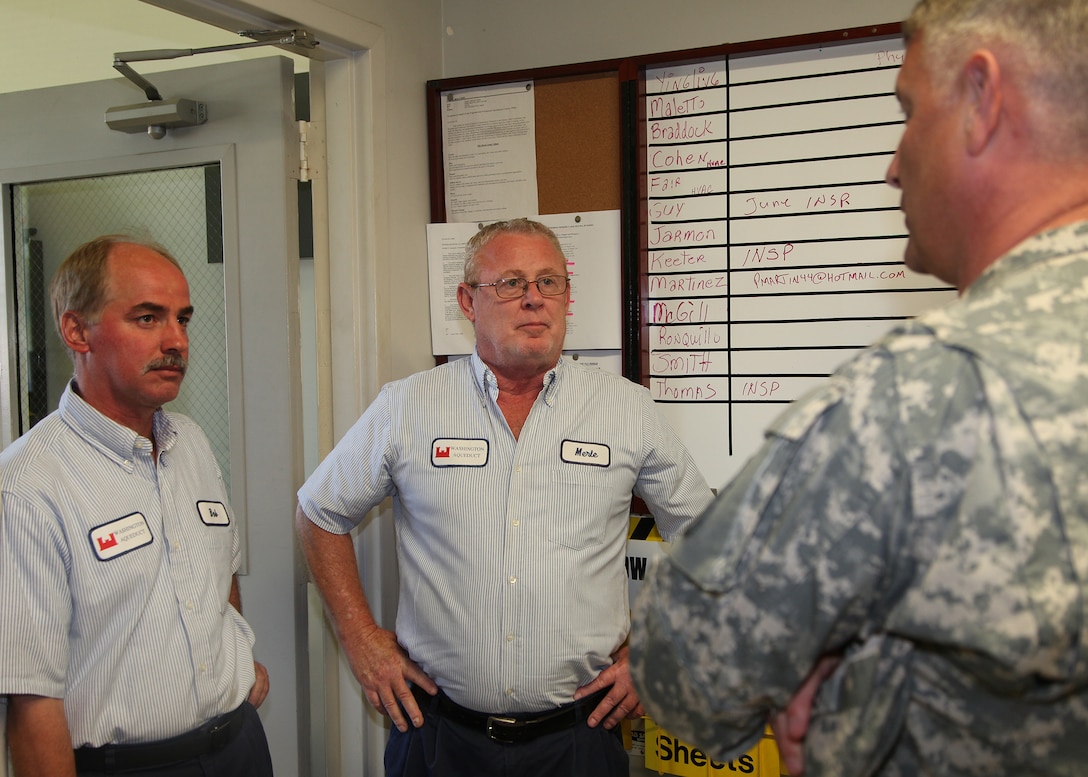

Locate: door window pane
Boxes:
[9,165,231,489]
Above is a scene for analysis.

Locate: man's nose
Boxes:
[521,281,546,306]
[885,148,902,189]
[163,320,188,353]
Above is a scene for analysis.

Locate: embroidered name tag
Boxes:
[197,500,230,526]
[89,512,153,561]
[561,439,610,467]
[432,438,489,467]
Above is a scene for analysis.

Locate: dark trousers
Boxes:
[77,702,274,777]
[385,694,630,777]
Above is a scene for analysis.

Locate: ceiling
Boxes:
[0,0,309,95]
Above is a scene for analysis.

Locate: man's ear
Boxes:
[456,283,478,324]
[962,49,1003,156]
[59,310,92,354]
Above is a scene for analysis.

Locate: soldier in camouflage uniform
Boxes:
[630,0,1088,775]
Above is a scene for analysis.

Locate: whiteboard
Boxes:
[643,36,956,489]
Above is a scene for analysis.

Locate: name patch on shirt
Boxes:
[89,512,154,561]
[561,439,610,467]
[197,500,230,526]
[432,438,489,467]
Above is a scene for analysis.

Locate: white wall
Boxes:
[441,0,918,78]
[318,0,444,382]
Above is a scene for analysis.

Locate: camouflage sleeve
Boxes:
[630,346,913,760]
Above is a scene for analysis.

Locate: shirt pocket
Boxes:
[546,465,623,551]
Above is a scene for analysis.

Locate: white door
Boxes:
[0,56,305,773]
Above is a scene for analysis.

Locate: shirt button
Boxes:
[512,519,520,527]
[506,634,515,642]
[515,466,522,473]
[186,600,195,611]
[508,576,517,585]
[505,688,514,697]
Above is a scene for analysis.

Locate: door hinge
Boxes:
[298,119,325,182]
[298,119,311,182]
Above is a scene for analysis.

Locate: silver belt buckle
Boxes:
[486,715,522,743]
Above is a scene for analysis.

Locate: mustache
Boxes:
[144,355,188,374]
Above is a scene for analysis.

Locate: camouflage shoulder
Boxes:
[766,341,905,443]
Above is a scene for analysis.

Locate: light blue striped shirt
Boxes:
[0,383,255,747]
[298,352,713,713]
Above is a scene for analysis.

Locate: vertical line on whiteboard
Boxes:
[725,55,734,457]
[620,74,642,383]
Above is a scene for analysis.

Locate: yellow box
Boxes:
[644,719,782,776]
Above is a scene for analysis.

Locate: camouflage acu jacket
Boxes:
[631,222,1088,776]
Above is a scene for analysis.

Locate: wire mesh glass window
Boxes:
[9,165,232,490]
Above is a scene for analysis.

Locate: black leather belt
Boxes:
[411,685,609,744]
[74,704,246,773]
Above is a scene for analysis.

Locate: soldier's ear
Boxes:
[961,49,1002,157]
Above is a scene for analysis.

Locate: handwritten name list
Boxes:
[644,38,956,487]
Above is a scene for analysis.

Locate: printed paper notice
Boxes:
[442,81,538,223]
[427,211,622,356]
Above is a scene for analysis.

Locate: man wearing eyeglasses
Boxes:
[296,218,713,777]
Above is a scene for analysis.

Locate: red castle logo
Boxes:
[435,446,451,458]
[97,533,119,552]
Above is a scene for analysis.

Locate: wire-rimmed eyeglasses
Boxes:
[469,275,569,299]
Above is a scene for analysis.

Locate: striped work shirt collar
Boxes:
[59,380,177,470]
[470,350,562,406]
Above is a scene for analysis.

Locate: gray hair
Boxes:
[463,218,567,284]
[904,0,1088,156]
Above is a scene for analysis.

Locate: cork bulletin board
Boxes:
[427,61,625,221]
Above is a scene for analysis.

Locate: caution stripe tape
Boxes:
[628,513,662,541]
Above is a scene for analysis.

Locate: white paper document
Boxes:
[442,81,539,223]
[426,210,623,356]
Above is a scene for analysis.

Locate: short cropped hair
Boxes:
[463,218,567,284]
[50,234,182,344]
[904,0,1088,156]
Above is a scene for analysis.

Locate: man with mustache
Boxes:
[0,236,273,776]
[630,0,1088,774]
[297,218,713,776]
